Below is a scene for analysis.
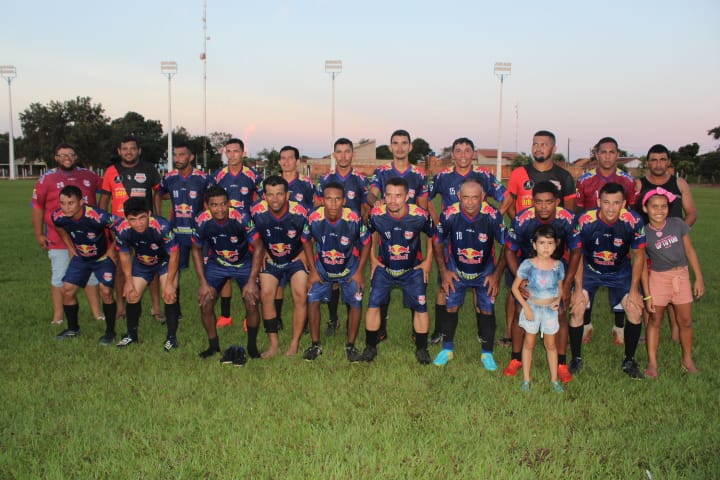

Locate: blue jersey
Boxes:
[506,207,575,261]
[368,204,434,271]
[115,215,177,266]
[370,163,428,204]
[210,166,263,215]
[160,168,211,246]
[52,205,116,261]
[304,206,369,278]
[430,165,506,211]
[286,174,316,210]
[435,202,507,277]
[193,208,258,268]
[251,200,309,266]
[315,168,369,214]
[569,208,646,275]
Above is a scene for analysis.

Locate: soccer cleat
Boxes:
[582,323,594,344]
[429,332,445,345]
[98,332,116,346]
[55,328,80,340]
[433,349,455,367]
[198,346,220,359]
[216,316,233,328]
[377,329,387,343]
[503,359,523,377]
[303,344,323,361]
[325,320,339,337]
[163,336,179,352]
[345,345,363,363]
[415,348,431,365]
[551,380,565,393]
[520,381,531,391]
[557,364,573,384]
[232,347,247,367]
[481,352,498,371]
[621,358,645,379]
[612,326,625,345]
[220,346,237,364]
[116,334,138,348]
[361,346,378,362]
[569,357,584,375]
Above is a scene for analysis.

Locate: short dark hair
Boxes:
[280,145,299,160]
[533,130,556,144]
[323,181,345,196]
[59,185,83,200]
[532,181,560,199]
[225,138,245,150]
[390,129,412,143]
[646,144,670,158]
[119,135,140,149]
[595,137,619,150]
[174,141,194,155]
[599,181,625,197]
[385,176,409,193]
[124,197,150,217]
[452,137,475,150]
[263,175,289,192]
[205,185,229,202]
[54,142,77,155]
[334,138,353,151]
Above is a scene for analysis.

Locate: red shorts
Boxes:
[649,266,693,307]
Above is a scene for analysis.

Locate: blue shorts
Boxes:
[205,260,252,292]
[308,270,363,309]
[132,260,170,283]
[519,302,559,335]
[444,267,495,312]
[63,256,116,288]
[49,249,99,288]
[262,259,308,286]
[583,266,631,313]
[368,267,427,312]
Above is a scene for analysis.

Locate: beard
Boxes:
[533,155,548,163]
[58,163,76,172]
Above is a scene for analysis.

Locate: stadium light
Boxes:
[494,62,511,181]
[161,61,178,173]
[0,65,17,180]
[325,59,342,171]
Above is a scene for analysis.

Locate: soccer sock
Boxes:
[274,299,283,319]
[477,313,496,353]
[432,304,446,336]
[614,312,625,329]
[64,304,79,331]
[415,332,428,350]
[569,325,583,360]
[165,302,179,337]
[365,329,379,348]
[263,318,280,333]
[103,301,117,335]
[558,354,567,365]
[328,289,340,322]
[444,310,459,344]
[345,341,355,349]
[380,303,389,331]
[409,309,416,336]
[624,321,642,360]
[209,337,220,351]
[176,283,182,318]
[127,301,141,339]
[220,296,231,318]
[247,325,260,358]
[512,351,522,362]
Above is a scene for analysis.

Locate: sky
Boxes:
[1,0,719,161]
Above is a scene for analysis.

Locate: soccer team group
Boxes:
[33,129,705,391]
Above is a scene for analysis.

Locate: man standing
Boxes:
[251,175,310,357]
[191,186,265,362]
[303,182,371,362]
[565,182,646,378]
[433,179,507,370]
[32,143,104,325]
[361,177,435,364]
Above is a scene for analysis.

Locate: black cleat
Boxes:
[163,336,179,352]
[99,332,116,346]
[116,333,138,348]
[199,346,220,359]
[429,332,445,345]
[325,320,339,337]
[346,345,363,363]
[569,357,584,375]
[303,344,323,361]
[415,348,432,365]
[55,328,80,340]
[361,345,378,362]
[621,358,645,379]
[232,347,247,367]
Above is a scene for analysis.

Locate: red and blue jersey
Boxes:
[575,168,637,212]
[52,205,116,261]
[370,163,428,204]
[435,202,507,277]
[251,200,309,266]
[315,168,369,214]
[368,204,434,271]
[210,166,263,215]
[193,208,258,268]
[304,207,369,277]
[430,165,506,211]
[115,215,177,266]
[569,208,646,275]
[506,207,575,261]
[160,168,211,246]
[286,174,316,210]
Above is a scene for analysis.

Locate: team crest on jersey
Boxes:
[347,190,356,199]
[478,233,488,243]
[409,189,416,198]
[134,173,146,183]
[294,193,303,202]
[340,236,349,246]
[87,232,96,239]
[103,272,113,282]
[354,291,363,301]
[150,243,159,250]
[287,229,297,239]
[523,180,534,190]
[83,179,91,187]
[418,295,426,305]
[404,231,414,240]
[240,187,249,195]
[230,236,238,243]
[189,191,198,199]
[613,238,623,247]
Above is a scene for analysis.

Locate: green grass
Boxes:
[1,181,719,478]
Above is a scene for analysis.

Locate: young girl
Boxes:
[641,187,704,378]
[511,224,565,392]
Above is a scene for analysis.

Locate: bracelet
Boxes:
[643,296,652,301]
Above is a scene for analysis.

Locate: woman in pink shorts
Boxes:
[641,188,705,378]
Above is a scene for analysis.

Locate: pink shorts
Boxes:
[649,266,693,307]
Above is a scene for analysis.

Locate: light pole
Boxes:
[201,0,210,169]
[0,65,17,180]
[494,62,511,181]
[325,59,342,171]
[161,61,177,173]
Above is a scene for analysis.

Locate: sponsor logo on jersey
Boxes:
[322,249,346,265]
[175,203,194,218]
[592,250,617,266]
[619,210,638,227]
[388,244,410,261]
[217,249,240,263]
[85,207,102,223]
[137,254,158,265]
[134,173,147,183]
[270,243,292,257]
[76,244,98,257]
[457,247,484,264]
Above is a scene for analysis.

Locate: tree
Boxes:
[109,112,164,166]
[511,153,531,168]
[672,143,700,179]
[19,96,111,168]
[256,148,281,176]
[410,138,431,164]
[708,125,720,143]
[376,145,392,160]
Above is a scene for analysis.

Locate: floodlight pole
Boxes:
[325,60,342,171]
[161,61,178,173]
[201,0,209,169]
[0,65,17,180]
[494,62,511,181]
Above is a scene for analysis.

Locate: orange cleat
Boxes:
[503,359,522,377]
[557,364,573,383]
[216,316,233,328]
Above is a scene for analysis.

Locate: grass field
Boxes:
[1,181,718,479]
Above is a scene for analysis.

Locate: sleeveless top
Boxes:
[636,175,683,222]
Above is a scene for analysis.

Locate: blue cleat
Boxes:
[433,348,454,366]
[481,352,498,371]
